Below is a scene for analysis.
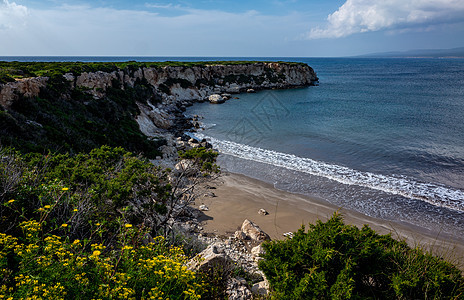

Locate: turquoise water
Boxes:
[186,58,464,239]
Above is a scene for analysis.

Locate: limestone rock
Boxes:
[251,244,265,258]
[187,243,232,273]
[258,208,269,216]
[234,230,247,240]
[221,93,232,100]
[241,219,270,242]
[246,88,255,93]
[0,77,48,108]
[208,94,226,104]
[199,204,209,211]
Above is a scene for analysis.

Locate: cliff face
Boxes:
[0,62,318,108]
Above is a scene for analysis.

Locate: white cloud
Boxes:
[307,0,464,39]
[0,3,306,56]
[0,0,28,30]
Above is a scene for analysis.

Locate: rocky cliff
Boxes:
[0,62,317,157]
[0,62,318,108]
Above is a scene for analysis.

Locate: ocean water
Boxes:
[186,58,464,240]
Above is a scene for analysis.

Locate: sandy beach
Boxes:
[196,172,464,268]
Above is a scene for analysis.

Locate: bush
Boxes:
[1,146,172,240]
[259,213,464,299]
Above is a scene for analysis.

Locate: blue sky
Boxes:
[1,0,464,57]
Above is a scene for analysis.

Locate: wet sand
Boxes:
[196,172,464,268]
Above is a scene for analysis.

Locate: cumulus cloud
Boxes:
[307,0,464,39]
[0,0,28,30]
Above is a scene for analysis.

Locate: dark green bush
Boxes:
[259,213,464,299]
[179,147,219,174]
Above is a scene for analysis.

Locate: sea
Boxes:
[3,56,464,240]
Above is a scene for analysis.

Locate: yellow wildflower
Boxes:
[62,187,69,191]
[73,209,78,212]
[125,224,132,228]
[61,223,68,228]
[7,199,15,203]
[44,205,51,209]
[93,250,101,256]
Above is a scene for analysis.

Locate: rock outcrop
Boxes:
[0,62,318,109]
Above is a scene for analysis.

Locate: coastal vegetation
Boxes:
[259,213,464,299]
[0,146,218,299]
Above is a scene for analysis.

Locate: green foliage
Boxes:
[259,213,464,299]
[178,147,220,174]
[1,146,171,240]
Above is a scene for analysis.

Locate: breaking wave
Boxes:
[194,133,464,213]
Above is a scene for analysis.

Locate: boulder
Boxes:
[221,93,232,100]
[241,219,270,242]
[208,94,226,104]
[187,243,232,273]
[199,204,209,211]
[258,208,269,216]
[246,88,255,93]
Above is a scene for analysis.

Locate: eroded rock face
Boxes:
[0,77,48,108]
[0,62,318,109]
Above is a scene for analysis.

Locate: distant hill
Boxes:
[356,47,464,58]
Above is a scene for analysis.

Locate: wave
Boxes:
[194,133,464,212]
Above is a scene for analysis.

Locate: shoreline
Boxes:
[196,171,464,268]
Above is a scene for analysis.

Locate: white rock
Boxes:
[208,94,226,104]
[251,244,265,257]
[199,204,209,211]
[241,219,270,242]
[258,208,269,216]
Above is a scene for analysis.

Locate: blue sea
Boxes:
[185,58,464,241]
[3,56,464,240]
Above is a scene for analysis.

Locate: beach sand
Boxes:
[196,172,464,268]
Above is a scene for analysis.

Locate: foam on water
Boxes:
[194,133,464,212]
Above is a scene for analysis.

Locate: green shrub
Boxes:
[1,146,172,240]
[178,147,219,174]
[259,213,464,299]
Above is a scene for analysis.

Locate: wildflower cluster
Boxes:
[0,224,205,299]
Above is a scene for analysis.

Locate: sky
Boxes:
[1,0,464,57]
